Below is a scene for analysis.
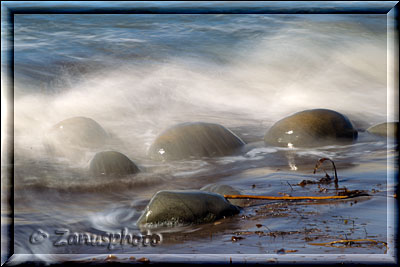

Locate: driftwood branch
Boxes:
[314,158,339,189]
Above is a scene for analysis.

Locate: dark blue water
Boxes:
[3,4,398,264]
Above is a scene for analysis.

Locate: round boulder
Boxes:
[148,122,245,161]
[201,184,247,207]
[137,190,240,227]
[89,151,140,176]
[366,122,398,138]
[264,109,358,147]
[46,116,109,149]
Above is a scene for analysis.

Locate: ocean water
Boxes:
[3,8,398,263]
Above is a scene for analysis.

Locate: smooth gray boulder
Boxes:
[89,151,140,176]
[137,190,240,227]
[148,122,245,161]
[366,122,398,138]
[46,116,108,149]
[201,184,247,207]
[264,109,358,148]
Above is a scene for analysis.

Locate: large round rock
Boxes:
[201,184,247,207]
[264,109,358,147]
[148,122,245,161]
[367,122,398,138]
[47,116,109,149]
[89,151,140,176]
[137,190,240,227]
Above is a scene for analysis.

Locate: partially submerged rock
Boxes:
[264,109,358,147]
[44,117,109,160]
[366,122,398,138]
[201,184,247,207]
[148,122,245,161]
[137,190,240,227]
[89,151,140,176]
